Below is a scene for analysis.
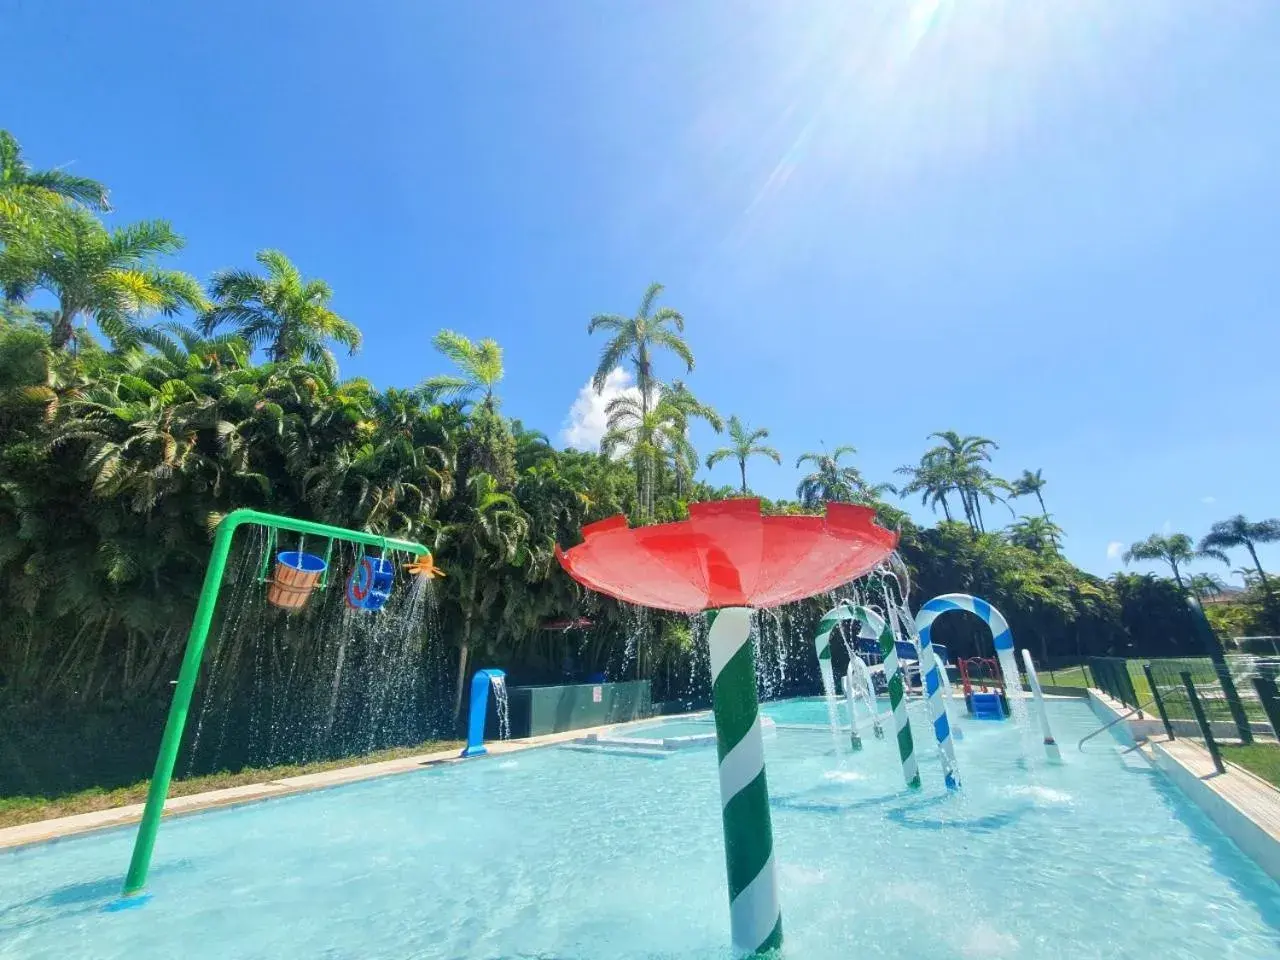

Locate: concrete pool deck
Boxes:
[1087,688,1280,882]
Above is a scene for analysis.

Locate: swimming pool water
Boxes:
[3,699,1279,958]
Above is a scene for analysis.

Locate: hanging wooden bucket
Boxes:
[268,551,327,611]
[345,556,395,612]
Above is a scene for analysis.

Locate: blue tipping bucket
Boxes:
[345,556,395,611]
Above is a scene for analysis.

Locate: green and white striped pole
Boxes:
[708,607,783,955]
[851,606,921,790]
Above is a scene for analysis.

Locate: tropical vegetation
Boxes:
[0,130,1273,797]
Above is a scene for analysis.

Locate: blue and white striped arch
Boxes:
[915,593,1013,654]
[912,593,1013,789]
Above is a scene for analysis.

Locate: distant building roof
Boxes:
[1201,586,1246,605]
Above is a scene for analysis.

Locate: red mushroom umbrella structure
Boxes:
[557,498,897,955]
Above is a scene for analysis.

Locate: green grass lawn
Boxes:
[1221,743,1280,789]
[1040,665,1090,688]
[0,738,462,829]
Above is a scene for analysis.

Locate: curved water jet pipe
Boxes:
[1021,649,1062,763]
[462,668,507,757]
[816,600,920,788]
[814,601,863,751]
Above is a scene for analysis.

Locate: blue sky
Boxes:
[7,0,1279,580]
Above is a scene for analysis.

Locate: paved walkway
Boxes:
[1149,736,1280,842]
[0,719,645,851]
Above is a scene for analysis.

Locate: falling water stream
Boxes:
[186,537,443,776]
[491,673,510,741]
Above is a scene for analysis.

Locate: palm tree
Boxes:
[420,330,504,413]
[1007,515,1062,553]
[1123,532,1208,592]
[1186,572,1228,600]
[895,457,955,522]
[1012,468,1048,518]
[1199,514,1280,616]
[588,282,693,403]
[601,384,718,512]
[202,250,361,376]
[921,431,1007,531]
[795,446,886,509]
[0,209,206,350]
[0,130,110,232]
[705,416,779,494]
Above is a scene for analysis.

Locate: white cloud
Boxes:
[1201,495,1216,505]
[1106,541,1125,560]
[560,367,639,450]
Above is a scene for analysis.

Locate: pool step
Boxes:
[1115,743,1154,771]
[561,741,671,759]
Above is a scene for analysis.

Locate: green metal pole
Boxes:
[121,514,239,896]
[1182,670,1225,775]
[1251,676,1280,741]
[1143,664,1175,740]
[122,509,429,897]
[1186,596,1252,743]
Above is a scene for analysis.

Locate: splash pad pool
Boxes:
[4,697,1280,958]
[4,502,1280,957]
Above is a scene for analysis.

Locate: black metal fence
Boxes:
[1087,654,1280,766]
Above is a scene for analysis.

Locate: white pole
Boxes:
[841,669,864,751]
[1021,649,1062,763]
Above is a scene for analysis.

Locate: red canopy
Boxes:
[555,499,898,613]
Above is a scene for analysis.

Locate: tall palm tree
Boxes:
[1123,532,1208,592]
[0,130,110,232]
[1012,468,1048,518]
[1199,514,1280,615]
[601,384,718,513]
[705,415,779,494]
[0,209,206,350]
[587,280,693,419]
[202,249,361,376]
[795,446,887,509]
[420,330,504,413]
[921,431,1007,531]
[895,457,955,522]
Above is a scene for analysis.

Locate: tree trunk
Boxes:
[452,642,470,722]
[1170,562,1186,593]
[739,460,748,495]
[940,496,953,523]
[48,305,77,351]
[1247,542,1279,627]
[453,578,477,720]
[1035,490,1047,518]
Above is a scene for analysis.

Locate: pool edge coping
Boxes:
[1086,688,1280,883]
